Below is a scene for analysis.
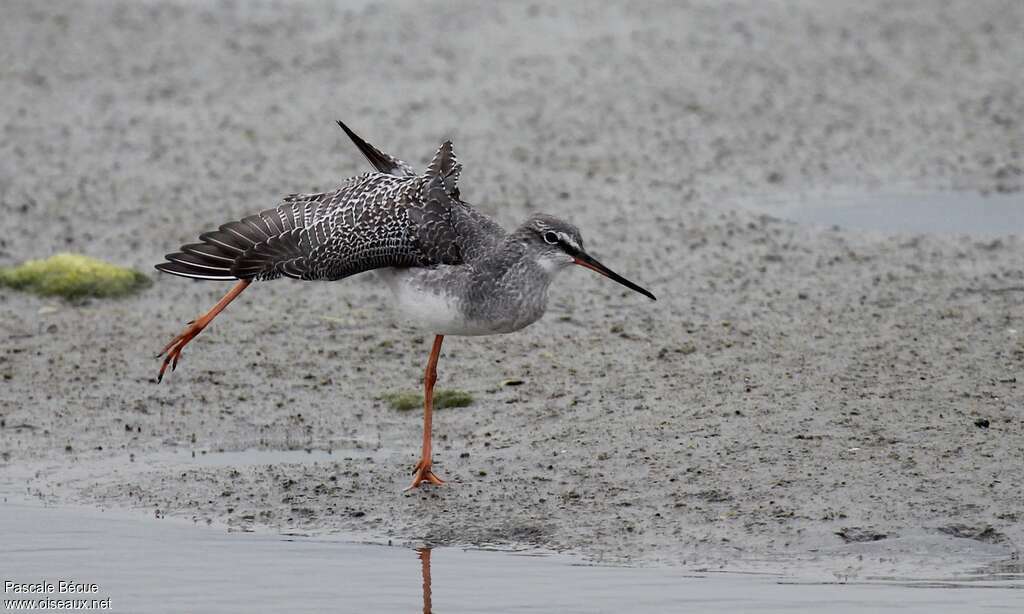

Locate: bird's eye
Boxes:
[543,231,559,245]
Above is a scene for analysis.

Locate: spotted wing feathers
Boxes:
[425,140,461,199]
[157,126,479,284]
[230,228,309,279]
[157,172,462,283]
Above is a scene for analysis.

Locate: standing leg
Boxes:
[406,335,445,490]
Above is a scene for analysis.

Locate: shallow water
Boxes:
[2,497,1021,613]
[743,189,1024,236]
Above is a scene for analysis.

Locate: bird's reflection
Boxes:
[418,548,432,614]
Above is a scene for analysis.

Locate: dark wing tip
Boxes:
[336,119,415,177]
[155,260,238,281]
[336,119,357,139]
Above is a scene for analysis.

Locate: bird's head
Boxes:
[517,213,656,301]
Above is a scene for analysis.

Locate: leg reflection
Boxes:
[418,547,432,614]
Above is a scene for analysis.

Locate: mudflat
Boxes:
[1,0,1021,579]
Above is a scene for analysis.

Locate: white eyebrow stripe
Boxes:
[559,232,580,251]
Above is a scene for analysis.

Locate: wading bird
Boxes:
[155,121,655,490]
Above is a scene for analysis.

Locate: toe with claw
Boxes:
[406,458,445,491]
[156,321,205,382]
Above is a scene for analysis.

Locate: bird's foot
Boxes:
[405,459,445,491]
[156,320,206,382]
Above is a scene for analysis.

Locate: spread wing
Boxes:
[156,142,468,283]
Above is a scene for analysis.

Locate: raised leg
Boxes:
[156,279,251,382]
[406,334,445,490]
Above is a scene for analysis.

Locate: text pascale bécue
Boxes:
[4,580,100,594]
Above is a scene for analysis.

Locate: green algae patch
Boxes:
[382,391,420,411]
[0,253,152,300]
[382,389,475,411]
[434,389,475,409]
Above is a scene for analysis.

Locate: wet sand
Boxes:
[1,0,1022,580]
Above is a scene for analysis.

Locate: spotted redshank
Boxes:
[155,120,656,490]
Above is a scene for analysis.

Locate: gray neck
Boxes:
[461,237,559,330]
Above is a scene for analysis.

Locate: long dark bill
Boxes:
[574,252,657,301]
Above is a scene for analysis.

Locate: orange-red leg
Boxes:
[156,279,251,382]
[406,335,445,490]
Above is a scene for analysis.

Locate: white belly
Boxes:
[379,267,526,336]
